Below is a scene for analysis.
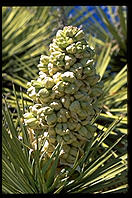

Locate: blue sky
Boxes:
[67,6,119,32]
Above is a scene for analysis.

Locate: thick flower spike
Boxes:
[23,26,104,165]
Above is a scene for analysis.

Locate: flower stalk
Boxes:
[23,26,104,165]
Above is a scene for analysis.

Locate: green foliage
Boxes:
[2,6,127,194]
[2,7,59,109]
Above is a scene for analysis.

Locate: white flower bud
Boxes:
[24,26,103,165]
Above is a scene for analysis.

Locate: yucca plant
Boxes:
[2,22,128,194]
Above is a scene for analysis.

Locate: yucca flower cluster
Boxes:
[23,26,103,165]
